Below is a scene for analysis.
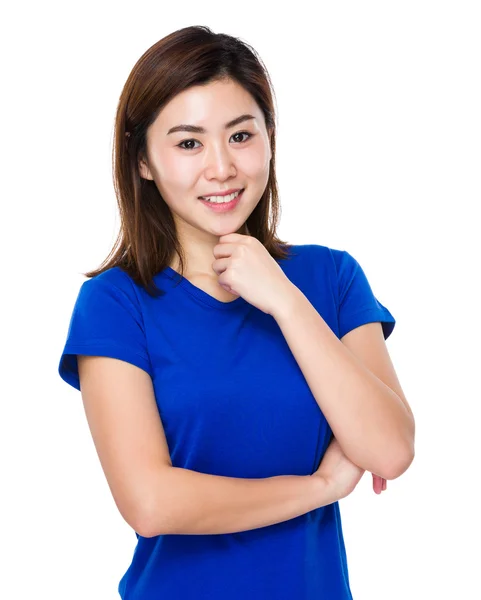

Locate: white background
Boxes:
[2,1,480,598]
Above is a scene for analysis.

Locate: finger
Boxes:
[382,478,387,491]
[212,257,230,275]
[372,474,382,495]
[213,242,235,258]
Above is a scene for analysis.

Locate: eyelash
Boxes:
[176,131,254,151]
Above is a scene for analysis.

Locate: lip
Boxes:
[199,189,244,212]
[198,187,243,198]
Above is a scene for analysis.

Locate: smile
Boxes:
[199,189,244,212]
[200,189,243,203]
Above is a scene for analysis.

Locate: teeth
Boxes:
[201,190,241,203]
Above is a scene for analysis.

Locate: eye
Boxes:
[177,131,254,151]
[231,131,252,144]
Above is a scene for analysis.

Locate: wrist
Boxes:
[271,283,304,322]
[309,473,341,507]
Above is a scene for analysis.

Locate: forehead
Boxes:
[151,80,262,133]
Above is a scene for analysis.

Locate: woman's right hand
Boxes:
[313,436,365,500]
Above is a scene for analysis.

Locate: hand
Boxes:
[313,437,365,500]
[212,233,298,316]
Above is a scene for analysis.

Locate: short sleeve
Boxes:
[58,277,153,392]
[334,249,396,340]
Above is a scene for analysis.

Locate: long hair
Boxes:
[84,25,294,297]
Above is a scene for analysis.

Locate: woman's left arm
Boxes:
[273,286,415,481]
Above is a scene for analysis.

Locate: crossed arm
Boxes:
[273,286,415,481]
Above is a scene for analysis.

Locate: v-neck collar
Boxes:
[160,266,249,310]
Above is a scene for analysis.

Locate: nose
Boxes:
[203,142,237,180]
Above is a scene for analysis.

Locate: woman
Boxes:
[58,25,415,599]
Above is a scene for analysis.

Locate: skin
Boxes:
[137,78,388,494]
[138,78,272,289]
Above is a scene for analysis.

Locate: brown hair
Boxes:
[84,25,294,297]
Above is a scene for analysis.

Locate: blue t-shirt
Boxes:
[58,243,395,599]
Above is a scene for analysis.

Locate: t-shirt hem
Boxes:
[339,307,395,340]
[59,341,153,392]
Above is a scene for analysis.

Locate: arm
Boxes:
[143,468,336,537]
[272,286,415,480]
[77,354,339,539]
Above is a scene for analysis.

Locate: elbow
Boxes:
[134,507,173,538]
[132,467,178,538]
[134,483,178,538]
[125,499,156,538]
[134,499,176,538]
[133,510,158,538]
[381,443,415,481]
[379,418,416,480]
[115,500,159,538]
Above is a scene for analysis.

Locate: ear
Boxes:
[125,132,154,180]
[138,156,154,181]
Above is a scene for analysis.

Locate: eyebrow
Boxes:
[167,113,256,135]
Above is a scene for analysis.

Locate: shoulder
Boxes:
[83,266,138,295]
[285,244,362,297]
[286,242,348,273]
[79,267,143,310]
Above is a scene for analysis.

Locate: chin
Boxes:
[210,225,242,237]
[236,223,249,235]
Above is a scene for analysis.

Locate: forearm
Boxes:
[142,467,336,537]
[274,286,414,479]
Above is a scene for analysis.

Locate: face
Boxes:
[138,79,272,247]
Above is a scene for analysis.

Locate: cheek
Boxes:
[242,146,271,178]
[154,152,196,187]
